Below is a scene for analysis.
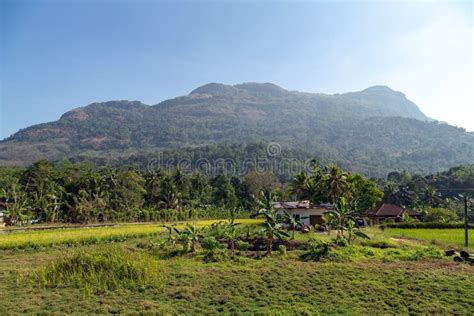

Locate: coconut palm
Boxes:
[324,164,349,203]
[158,178,181,210]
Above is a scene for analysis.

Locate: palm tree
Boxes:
[324,164,349,203]
[145,170,162,205]
[290,172,311,199]
[384,182,399,204]
[158,178,181,210]
[423,186,441,206]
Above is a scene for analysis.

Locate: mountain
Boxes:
[1,83,473,177]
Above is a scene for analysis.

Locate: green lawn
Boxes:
[384,228,474,250]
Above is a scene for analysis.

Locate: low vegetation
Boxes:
[31,246,164,292]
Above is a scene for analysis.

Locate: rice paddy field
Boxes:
[0,219,262,250]
[384,228,474,250]
[1,222,473,314]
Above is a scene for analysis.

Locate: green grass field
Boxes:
[385,228,474,250]
[1,222,473,314]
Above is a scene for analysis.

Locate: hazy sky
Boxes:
[1,0,472,140]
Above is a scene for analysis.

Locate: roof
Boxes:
[273,200,311,209]
[368,203,420,217]
[281,208,328,216]
[273,200,333,211]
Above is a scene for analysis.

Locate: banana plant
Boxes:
[346,219,369,244]
[182,223,204,252]
[223,220,240,254]
[252,191,290,255]
[283,211,306,240]
[160,223,178,248]
[261,221,290,255]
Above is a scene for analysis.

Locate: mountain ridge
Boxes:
[1,83,472,177]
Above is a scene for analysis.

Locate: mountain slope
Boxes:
[1,83,472,177]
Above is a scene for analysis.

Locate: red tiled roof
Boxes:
[404,208,421,216]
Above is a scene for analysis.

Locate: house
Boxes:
[273,200,333,227]
[367,203,421,224]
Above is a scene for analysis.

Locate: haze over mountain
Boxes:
[1,83,473,177]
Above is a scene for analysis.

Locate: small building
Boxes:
[273,200,333,227]
[367,203,421,224]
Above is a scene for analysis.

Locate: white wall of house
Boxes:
[276,208,326,226]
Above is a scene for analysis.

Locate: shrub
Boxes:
[300,238,331,261]
[278,245,287,256]
[424,208,459,223]
[203,248,229,263]
[201,236,223,250]
[235,240,250,251]
[33,246,162,291]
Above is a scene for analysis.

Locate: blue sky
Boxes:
[1,0,472,139]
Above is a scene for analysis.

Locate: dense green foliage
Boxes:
[0,157,387,225]
[379,164,474,221]
[1,83,473,177]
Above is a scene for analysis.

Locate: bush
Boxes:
[201,236,223,250]
[203,248,229,263]
[424,208,459,223]
[33,246,162,291]
[278,245,287,256]
[300,238,331,261]
[235,240,250,251]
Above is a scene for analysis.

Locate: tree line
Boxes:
[1,159,472,226]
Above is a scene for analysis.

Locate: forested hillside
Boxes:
[1,83,473,176]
